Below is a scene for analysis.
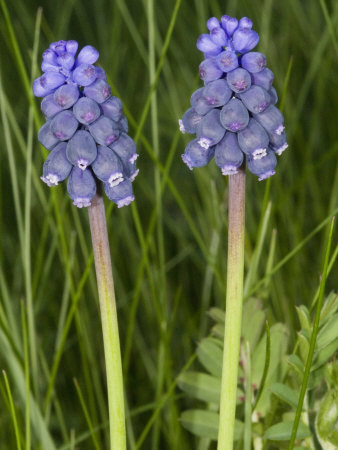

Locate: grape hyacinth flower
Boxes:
[33,40,138,208]
[180,15,287,180]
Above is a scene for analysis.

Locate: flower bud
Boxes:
[66,130,97,170]
[72,63,97,86]
[220,98,249,132]
[197,34,222,56]
[190,87,214,115]
[66,40,78,55]
[226,67,251,93]
[239,85,271,114]
[89,116,120,146]
[210,27,227,47]
[83,78,111,103]
[75,45,99,66]
[33,72,66,97]
[238,17,253,29]
[109,132,137,163]
[100,96,123,122]
[41,142,72,186]
[253,105,285,135]
[199,58,223,83]
[216,50,239,72]
[73,97,101,125]
[38,121,60,150]
[54,83,79,109]
[220,16,238,37]
[251,68,274,91]
[232,28,259,53]
[215,132,244,175]
[203,79,232,107]
[269,87,278,105]
[180,108,203,134]
[41,94,63,119]
[67,167,97,208]
[207,17,220,31]
[104,179,135,208]
[57,53,75,70]
[241,52,266,73]
[50,110,79,141]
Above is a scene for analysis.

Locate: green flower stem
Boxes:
[88,194,126,450]
[217,167,246,450]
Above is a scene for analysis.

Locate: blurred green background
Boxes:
[0,0,337,448]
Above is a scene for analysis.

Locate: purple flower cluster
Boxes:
[33,40,138,208]
[179,16,287,180]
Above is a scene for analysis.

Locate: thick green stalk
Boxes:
[88,194,126,450]
[217,168,246,450]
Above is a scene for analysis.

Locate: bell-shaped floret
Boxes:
[75,45,99,66]
[251,68,274,91]
[54,83,79,109]
[50,110,78,141]
[57,53,75,71]
[89,116,120,146]
[210,27,227,47]
[197,34,222,56]
[41,94,63,119]
[199,58,224,83]
[238,17,253,29]
[232,28,259,53]
[216,50,238,72]
[237,118,269,159]
[180,108,203,134]
[42,49,58,66]
[182,138,215,170]
[247,150,277,180]
[73,97,101,125]
[220,16,238,37]
[50,40,67,55]
[109,132,137,164]
[241,52,266,73]
[215,132,244,175]
[118,115,128,133]
[101,96,123,122]
[72,63,97,86]
[190,88,214,115]
[239,85,270,114]
[253,105,285,135]
[220,98,249,132]
[66,40,78,55]
[41,142,72,186]
[269,131,288,155]
[226,67,251,93]
[83,78,111,103]
[122,159,139,182]
[203,79,232,107]
[33,72,66,97]
[91,145,124,187]
[95,67,107,80]
[196,109,226,147]
[38,121,60,150]
[67,167,97,208]
[104,179,135,208]
[268,87,278,105]
[207,17,220,31]
[66,130,97,170]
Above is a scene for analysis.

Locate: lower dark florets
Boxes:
[180,15,287,180]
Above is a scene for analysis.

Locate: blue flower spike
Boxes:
[180,14,287,180]
[33,40,138,207]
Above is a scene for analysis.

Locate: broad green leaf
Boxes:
[320,292,338,326]
[316,313,338,350]
[177,371,220,404]
[264,421,310,440]
[242,297,265,349]
[297,330,310,363]
[308,366,325,390]
[315,389,338,446]
[180,409,244,441]
[271,383,299,408]
[287,354,304,376]
[211,323,224,338]
[312,337,338,371]
[196,338,223,377]
[208,307,225,324]
[296,305,311,332]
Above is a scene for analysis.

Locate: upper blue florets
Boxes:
[33,40,138,208]
[180,15,287,180]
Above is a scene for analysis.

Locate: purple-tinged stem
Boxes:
[88,194,126,450]
[217,167,246,450]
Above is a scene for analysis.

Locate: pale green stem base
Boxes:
[217,168,246,450]
[88,194,126,450]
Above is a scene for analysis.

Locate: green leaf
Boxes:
[312,337,338,371]
[196,338,223,377]
[271,383,299,408]
[316,313,338,350]
[264,421,311,440]
[296,305,311,332]
[319,292,338,326]
[180,410,244,441]
[315,389,338,446]
[297,330,310,363]
[287,354,304,376]
[177,371,220,404]
[211,323,224,338]
[208,307,225,324]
